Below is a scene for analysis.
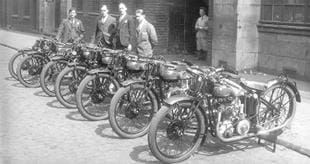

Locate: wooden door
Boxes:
[8,0,38,32]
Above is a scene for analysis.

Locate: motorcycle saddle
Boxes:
[242,80,267,91]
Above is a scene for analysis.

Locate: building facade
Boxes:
[1,0,309,80]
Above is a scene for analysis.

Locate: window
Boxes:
[261,0,310,24]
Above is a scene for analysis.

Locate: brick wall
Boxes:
[71,0,169,53]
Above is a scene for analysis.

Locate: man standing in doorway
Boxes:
[92,5,116,48]
[135,9,158,57]
[113,3,135,51]
[195,7,209,61]
[56,8,85,43]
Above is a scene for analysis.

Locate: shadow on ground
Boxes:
[33,90,51,97]
[129,137,271,163]
[95,123,122,140]
[46,99,70,109]
[4,76,17,81]
[65,111,88,122]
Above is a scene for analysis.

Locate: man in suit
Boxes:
[113,3,135,51]
[56,8,85,43]
[92,5,116,48]
[135,9,158,57]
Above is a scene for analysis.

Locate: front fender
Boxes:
[87,68,111,75]
[267,79,301,102]
[164,95,195,106]
[121,79,145,87]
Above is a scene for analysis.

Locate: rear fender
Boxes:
[267,79,301,102]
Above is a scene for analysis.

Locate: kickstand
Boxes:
[258,132,278,153]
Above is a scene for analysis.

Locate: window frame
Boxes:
[260,0,310,26]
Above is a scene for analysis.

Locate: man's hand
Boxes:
[128,44,132,51]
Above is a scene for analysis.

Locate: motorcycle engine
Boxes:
[214,82,251,138]
[165,79,190,99]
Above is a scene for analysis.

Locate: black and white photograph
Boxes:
[0,0,310,163]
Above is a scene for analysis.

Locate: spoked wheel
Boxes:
[76,74,120,121]
[148,100,205,163]
[8,52,25,80]
[16,55,46,88]
[109,84,159,139]
[257,84,296,131]
[55,66,87,108]
[40,61,67,96]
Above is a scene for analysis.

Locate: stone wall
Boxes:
[212,0,238,67]
[235,0,260,70]
[258,31,310,80]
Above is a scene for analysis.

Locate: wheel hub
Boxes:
[68,80,79,93]
[28,66,41,75]
[167,121,185,140]
[21,61,31,70]
[125,104,139,119]
[90,90,105,104]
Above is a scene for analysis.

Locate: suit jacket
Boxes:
[135,20,158,57]
[115,14,135,47]
[56,18,85,43]
[93,15,116,47]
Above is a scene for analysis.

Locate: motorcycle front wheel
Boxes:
[40,60,67,96]
[55,66,87,108]
[148,100,205,163]
[16,55,45,88]
[109,84,159,139]
[76,74,120,121]
[8,52,25,80]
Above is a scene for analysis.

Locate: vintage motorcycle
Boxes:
[39,42,82,96]
[8,38,45,79]
[147,66,300,163]
[54,45,122,108]
[75,50,147,121]
[108,59,195,139]
[16,38,60,88]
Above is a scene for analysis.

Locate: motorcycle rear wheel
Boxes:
[148,100,205,163]
[257,83,296,131]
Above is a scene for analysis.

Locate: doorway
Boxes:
[168,0,209,53]
[7,0,38,32]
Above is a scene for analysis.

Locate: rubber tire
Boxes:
[55,66,85,108]
[148,101,205,163]
[259,83,297,129]
[109,84,159,139]
[8,52,24,80]
[40,61,67,97]
[76,74,120,121]
[16,55,44,88]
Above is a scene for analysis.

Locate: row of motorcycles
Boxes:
[8,36,301,163]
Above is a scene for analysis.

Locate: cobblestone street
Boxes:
[1,44,310,163]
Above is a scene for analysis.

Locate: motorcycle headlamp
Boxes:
[83,51,90,58]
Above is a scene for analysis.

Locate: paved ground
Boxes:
[1,29,310,163]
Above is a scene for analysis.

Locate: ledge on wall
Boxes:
[257,21,310,36]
